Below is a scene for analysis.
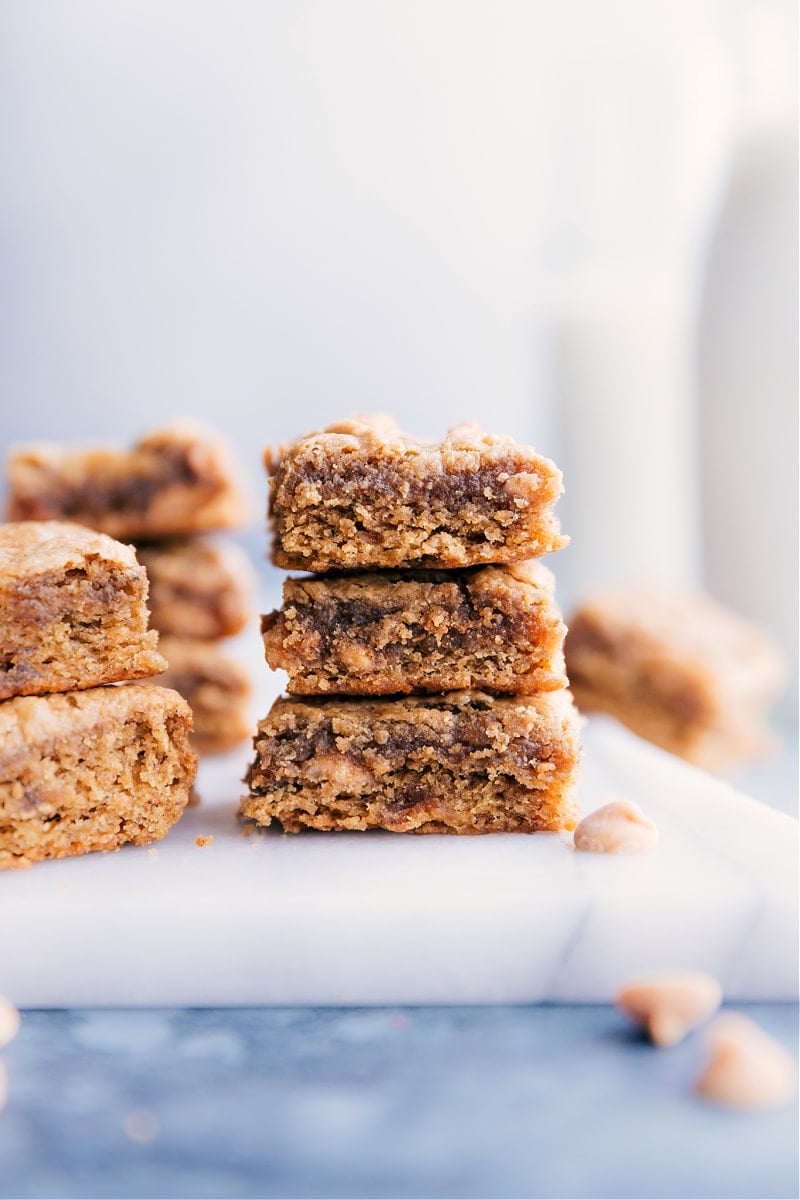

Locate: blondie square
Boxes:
[6,421,248,541]
[0,521,165,701]
[243,689,581,834]
[267,417,567,571]
[0,684,197,868]
[153,636,252,754]
[137,538,255,640]
[263,560,567,696]
[565,587,785,771]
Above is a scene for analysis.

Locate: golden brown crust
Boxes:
[0,684,197,868]
[6,421,249,540]
[243,689,581,834]
[565,587,785,771]
[263,561,567,696]
[0,521,165,700]
[266,417,567,571]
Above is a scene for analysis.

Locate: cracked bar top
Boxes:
[263,560,567,696]
[565,586,785,772]
[243,689,581,835]
[137,538,255,640]
[149,636,252,755]
[0,684,197,869]
[0,520,165,701]
[6,421,249,540]
[266,416,567,571]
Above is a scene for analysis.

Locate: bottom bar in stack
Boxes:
[0,684,197,868]
[243,690,581,835]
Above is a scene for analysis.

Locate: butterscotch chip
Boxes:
[267,416,567,571]
[137,538,255,640]
[0,997,20,1048]
[696,1014,797,1109]
[573,798,658,854]
[6,421,248,541]
[243,689,581,834]
[0,521,165,700]
[565,587,785,771]
[263,560,567,696]
[152,637,251,755]
[0,684,197,868]
[616,972,722,1045]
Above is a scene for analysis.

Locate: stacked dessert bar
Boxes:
[244,417,581,834]
[0,521,196,868]
[5,422,255,755]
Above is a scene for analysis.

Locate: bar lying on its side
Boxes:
[565,586,785,772]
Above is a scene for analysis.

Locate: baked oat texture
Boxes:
[137,538,255,640]
[6,421,248,540]
[152,636,252,754]
[0,684,197,868]
[243,689,581,834]
[267,416,567,571]
[565,587,785,772]
[0,521,165,701]
[263,560,567,696]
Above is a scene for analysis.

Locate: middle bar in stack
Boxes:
[244,416,581,835]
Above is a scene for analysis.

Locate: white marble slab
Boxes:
[2,702,796,1008]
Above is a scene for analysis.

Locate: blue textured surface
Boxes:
[1,1004,797,1199]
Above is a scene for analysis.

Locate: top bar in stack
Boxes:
[0,521,165,701]
[267,416,567,571]
[6,421,248,541]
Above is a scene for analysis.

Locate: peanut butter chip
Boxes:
[573,798,658,854]
[616,972,722,1046]
[696,1014,798,1109]
[0,997,20,1049]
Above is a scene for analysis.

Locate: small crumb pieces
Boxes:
[123,1107,160,1144]
[242,823,255,837]
[195,835,213,848]
[0,997,20,1049]
[573,796,658,854]
[616,972,722,1046]
[696,1014,798,1109]
[147,849,158,859]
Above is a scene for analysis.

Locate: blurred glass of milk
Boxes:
[697,2,798,719]
[542,22,736,609]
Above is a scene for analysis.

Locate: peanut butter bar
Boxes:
[153,636,252,754]
[243,690,581,834]
[0,684,197,869]
[137,538,255,640]
[263,560,567,696]
[0,521,165,701]
[267,417,567,571]
[565,587,785,772]
[6,421,248,541]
